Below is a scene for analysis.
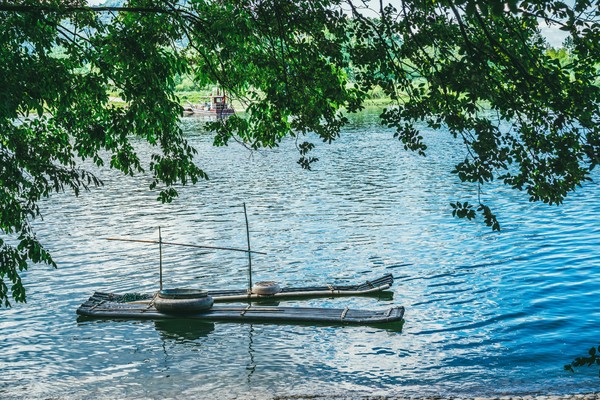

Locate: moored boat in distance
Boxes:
[182,87,235,117]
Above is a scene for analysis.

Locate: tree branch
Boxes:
[0,4,174,14]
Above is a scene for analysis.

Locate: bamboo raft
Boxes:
[217,273,394,300]
[77,291,405,325]
[120,273,393,302]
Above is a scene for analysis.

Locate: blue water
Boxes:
[1,111,599,399]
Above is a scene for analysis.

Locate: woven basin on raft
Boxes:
[154,289,214,314]
[251,281,282,296]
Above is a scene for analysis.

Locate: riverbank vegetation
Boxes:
[1,1,600,308]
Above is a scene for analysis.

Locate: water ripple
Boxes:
[1,113,599,398]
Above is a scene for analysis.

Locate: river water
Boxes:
[1,111,599,399]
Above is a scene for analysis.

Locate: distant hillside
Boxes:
[99,0,123,7]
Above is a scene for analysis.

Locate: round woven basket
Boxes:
[154,289,214,314]
[251,281,282,296]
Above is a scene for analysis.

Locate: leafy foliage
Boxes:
[565,345,600,377]
[1,0,206,305]
[346,0,600,228]
[1,0,600,305]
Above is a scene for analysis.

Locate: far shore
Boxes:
[106,92,397,111]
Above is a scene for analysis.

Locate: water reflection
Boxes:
[154,320,215,342]
[246,324,257,384]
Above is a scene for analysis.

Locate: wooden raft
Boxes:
[214,273,395,301]
[90,274,394,304]
[77,292,405,325]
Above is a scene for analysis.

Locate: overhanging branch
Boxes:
[0,4,173,14]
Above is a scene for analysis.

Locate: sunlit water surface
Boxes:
[1,112,599,399]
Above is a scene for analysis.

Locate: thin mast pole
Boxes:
[105,238,266,255]
[159,227,163,291]
[243,203,252,292]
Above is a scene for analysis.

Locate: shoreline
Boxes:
[273,395,600,400]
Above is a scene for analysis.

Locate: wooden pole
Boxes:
[243,203,252,292]
[105,238,267,255]
[159,227,163,291]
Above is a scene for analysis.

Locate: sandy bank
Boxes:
[273,395,600,400]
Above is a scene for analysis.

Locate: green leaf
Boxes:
[564,364,574,373]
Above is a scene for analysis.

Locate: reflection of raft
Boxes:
[154,319,215,341]
[76,292,405,325]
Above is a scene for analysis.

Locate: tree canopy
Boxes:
[1,0,599,306]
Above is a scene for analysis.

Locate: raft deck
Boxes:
[77,292,404,325]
